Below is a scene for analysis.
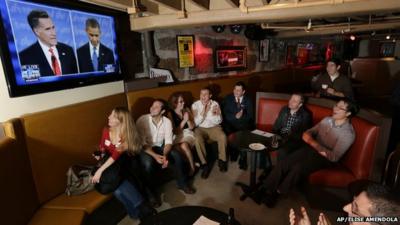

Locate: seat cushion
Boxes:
[309,166,356,187]
[1,119,40,225]
[21,93,126,204]
[43,191,112,214]
[256,98,287,131]
[28,208,85,225]
[341,117,378,179]
[306,104,331,125]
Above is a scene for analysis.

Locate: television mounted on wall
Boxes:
[214,46,247,72]
[0,0,124,97]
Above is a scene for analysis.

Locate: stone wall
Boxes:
[153,27,287,81]
[152,27,347,81]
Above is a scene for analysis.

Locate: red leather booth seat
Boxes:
[256,95,380,188]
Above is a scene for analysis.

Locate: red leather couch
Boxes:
[255,92,391,187]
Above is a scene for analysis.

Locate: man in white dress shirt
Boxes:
[137,99,195,200]
[192,87,228,178]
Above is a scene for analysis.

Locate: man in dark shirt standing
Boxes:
[311,58,354,100]
[272,93,312,160]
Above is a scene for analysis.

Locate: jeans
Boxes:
[140,146,188,189]
[114,180,144,218]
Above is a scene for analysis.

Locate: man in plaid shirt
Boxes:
[272,93,312,160]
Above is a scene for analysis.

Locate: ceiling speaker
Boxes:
[212,25,225,33]
[230,25,243,34]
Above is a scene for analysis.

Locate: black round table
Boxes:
[229,130,274,200]
[139,206,240,225]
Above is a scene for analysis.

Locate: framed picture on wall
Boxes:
[296,43,312,65]
[259,39,269,62]
[176,35,195,68]
[214,46,247,72]
[379,42,395,57]
[286,45,296,65]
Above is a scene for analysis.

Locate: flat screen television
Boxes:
[0,0,124,97]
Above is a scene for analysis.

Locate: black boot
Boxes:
[145,188,161,208]
[249,186,267,205]
[262,191,279,208]
[238,152,248,170]
[201,164,211,179]
[230,148,239,162]
[138,202,157,221]
[218,160,228,172]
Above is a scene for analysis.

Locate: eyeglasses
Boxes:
[334,104,347,111]
[350,199,384,225]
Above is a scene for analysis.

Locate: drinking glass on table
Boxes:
[271,135,279,149]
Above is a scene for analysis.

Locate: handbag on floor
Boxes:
[65,164,95,196]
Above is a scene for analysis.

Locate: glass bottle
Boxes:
[227,208,235,225]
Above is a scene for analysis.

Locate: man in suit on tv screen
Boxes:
[19,10,78,76]
[77,18,115,73]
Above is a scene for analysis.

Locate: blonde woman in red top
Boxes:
[92,107,143,193]
[92,107,156,219]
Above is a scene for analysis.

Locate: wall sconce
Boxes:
[306,19,312,31]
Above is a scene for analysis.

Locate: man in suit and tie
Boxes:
[223,82,255,166]
[77,18,115,73]
[222,81,255,134]
[19,10,78,76]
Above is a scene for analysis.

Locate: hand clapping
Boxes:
[289,207,311,225]
[289,207,332,225]
[183,111,189,122]
[155,154,165,164]
[317,213,332,225]
[212,104,220,115]
[235,109,243,119]
[326,88,335,95]
[201,102,211,117]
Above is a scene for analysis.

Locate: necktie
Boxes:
[236,97,241,109]
[49,48,61,75]
[92,47,98,71]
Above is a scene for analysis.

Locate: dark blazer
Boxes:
[77,43,115,73]
[272,106,312,142]
[222,93,255,133]
[19,41,78,76]
[311,73,354,100]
